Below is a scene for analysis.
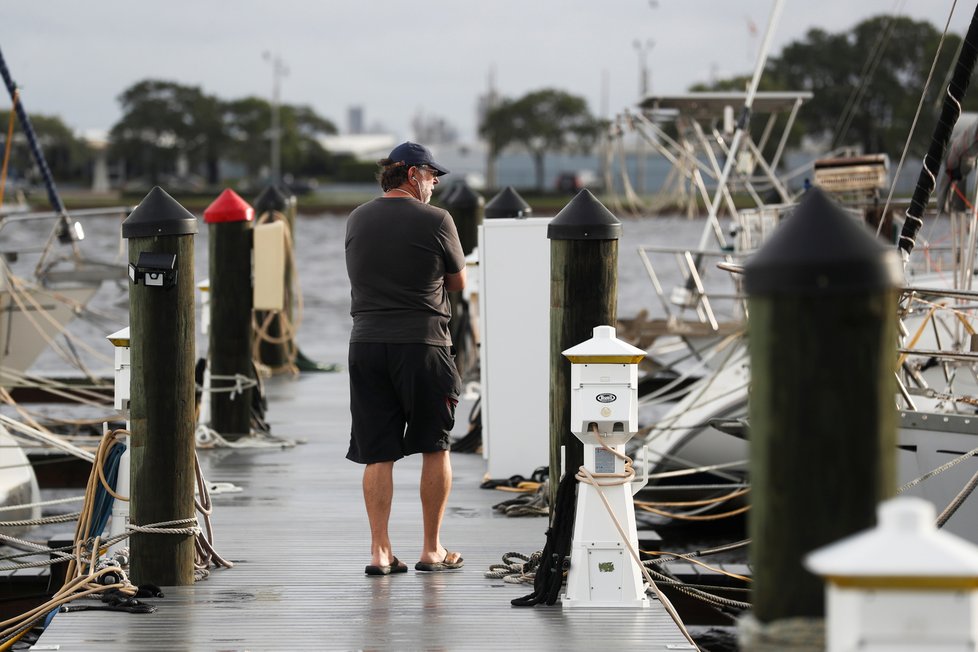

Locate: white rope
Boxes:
[195,424,296,449]
[203,373,259,399]
[0,494,84,513]
[127,517,200,536]
[575,436,699,650]
[0,414,95,461]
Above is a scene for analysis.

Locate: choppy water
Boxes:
[20,206,958,376]
[22,211,718,375]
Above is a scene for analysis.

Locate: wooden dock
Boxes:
[36,371,694,650]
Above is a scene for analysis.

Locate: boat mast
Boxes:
[898,6,978,260]
[697,0,785,252]
[0,43,77,246]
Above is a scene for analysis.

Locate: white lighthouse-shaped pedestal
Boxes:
[806,496,978,651]
[561,325,649,608]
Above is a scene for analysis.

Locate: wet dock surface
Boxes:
[37,371,692,651]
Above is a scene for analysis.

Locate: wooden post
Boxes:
[547,189,620,511]
[122,186,198,586]
[445,183,483,353]
[204,189,255,440]
[445,182,483,256]
[253,184,290,371]
[485,186,533,219]
[743,188,901,635]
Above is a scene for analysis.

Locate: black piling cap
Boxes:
[253,184,289,213]
[743,188,903,296]
[485,186,532,219]
[547,189,621,240]
[448,183,484,210]
[122,186,199,239]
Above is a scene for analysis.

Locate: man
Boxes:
[345,142,466,576]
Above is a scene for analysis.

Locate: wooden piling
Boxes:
[122,186,198,586]
[485,186,533,219]
[204,189,255,440]
[547,190,620,510]
[253,185,292,371]
[743,188,901,632]
[445,183,483,256]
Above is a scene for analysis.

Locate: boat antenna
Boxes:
[897,4,978,260]
[0,43,76,245]
[697,0,785,252]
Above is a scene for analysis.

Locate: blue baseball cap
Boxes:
[387,142,449,176]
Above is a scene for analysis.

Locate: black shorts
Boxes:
[346,342,460,464]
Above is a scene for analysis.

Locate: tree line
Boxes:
[696,14,978,159]
[0,79,344,193]
[2,15,972,195]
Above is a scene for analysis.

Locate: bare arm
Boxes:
[444,267,467,292]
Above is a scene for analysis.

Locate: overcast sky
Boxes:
[0,1,971,142]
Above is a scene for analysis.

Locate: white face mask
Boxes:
[413,168,435,204]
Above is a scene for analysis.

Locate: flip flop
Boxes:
[414,552,464,572]
[364,556,409,576]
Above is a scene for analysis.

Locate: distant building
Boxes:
[411,113,458,146]
[347,106,364,135]
[318,134,397,162]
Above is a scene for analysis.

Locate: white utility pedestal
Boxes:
[106,327,131,555]
[478,217,551,479]
[806,496,978,651]
[561,325,649,608]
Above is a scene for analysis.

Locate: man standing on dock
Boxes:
[345,142,467,575]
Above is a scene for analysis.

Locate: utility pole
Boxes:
[262,52,288,185]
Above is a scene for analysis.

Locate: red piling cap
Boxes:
[203,189,255,224]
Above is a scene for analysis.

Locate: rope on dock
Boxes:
[484,551,541,584]
[195,424,297,449]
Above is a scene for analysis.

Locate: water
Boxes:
[22,212,716,375]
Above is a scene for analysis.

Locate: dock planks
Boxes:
[36,371,693,651]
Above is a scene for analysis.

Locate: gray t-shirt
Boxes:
[345,197,466,346]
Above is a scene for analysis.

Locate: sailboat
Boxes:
[628,4,978,543]
[0,45,129,531]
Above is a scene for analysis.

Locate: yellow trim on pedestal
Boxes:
[565,355,645,364]
[827,575,978,590]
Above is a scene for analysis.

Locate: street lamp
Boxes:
[262,51,289,185]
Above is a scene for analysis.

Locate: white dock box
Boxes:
[478,217,552,479]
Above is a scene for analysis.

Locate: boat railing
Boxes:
[634,244,745,336]
[0,206,131,286]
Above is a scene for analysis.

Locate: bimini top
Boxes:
[638,91,813,118]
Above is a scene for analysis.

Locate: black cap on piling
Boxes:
[253,184,289,214]
[448,183,484,210]
[547,189,621,240]
[743,188,903,295]
[485,186,532,219]
[438,182,461,207]
[122,186,199,239]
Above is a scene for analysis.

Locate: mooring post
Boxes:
[742,188,901,647]
[203,189,255,440]
[445,183,483,351]
[253,184,291,371]
[547,189,621,511]
[122,186,198,586]
[445,182,484,256]
[485,186,533,219]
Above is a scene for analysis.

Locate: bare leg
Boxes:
[419,450,457,564]
[363,461,395,566]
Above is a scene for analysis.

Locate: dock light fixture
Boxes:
[128,251,177,289]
